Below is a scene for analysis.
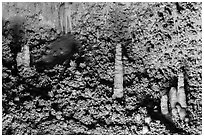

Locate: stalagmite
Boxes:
[169,87,178,117]
[177,72,187,108]
[16,44,32,78]
[177,72,187,120]
[176,103,187,121]
[112,43,123,99]
[160,94,169,115]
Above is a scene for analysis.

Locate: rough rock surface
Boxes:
[2,2,202,135]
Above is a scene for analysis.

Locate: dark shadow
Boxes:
[141,97,190,135]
